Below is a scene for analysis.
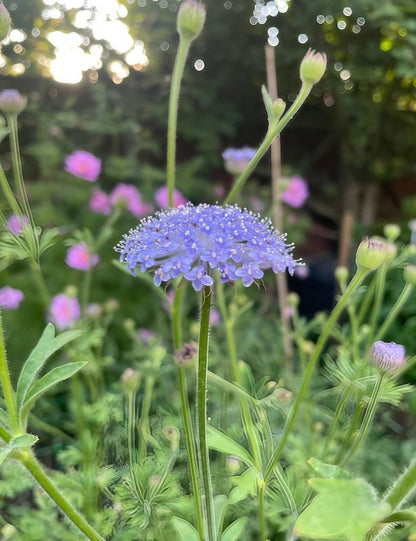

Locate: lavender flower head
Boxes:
[222,147,257,175]
[115,203,300,291]
[64,150,101,182]
[370,341,406,372]
[0,286,24,310]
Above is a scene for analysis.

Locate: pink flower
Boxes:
[49,294,81,330]
[209,308,221,326]
[281,176,309,208]
[89,189,111,215]
[7,214,29,236]
[155,185,187,209]
[110,183,152,217]
[0,286,24,310]
[64,150,101,182]
[295,265,310,279]
[65,243,100,271]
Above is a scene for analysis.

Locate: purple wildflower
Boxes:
[89,189,111,215]
[7,214,29,236]
[0,286,24,310]
[370,341,406,372]
[49,294,81,330]
[110,183,153,218]
[115,203,300,291]
[222,147,257,175]
[65,243,100,271]
[64,150,101,182]
[281,176,309,208]
[155,185,187,209]
[0,89,27,115]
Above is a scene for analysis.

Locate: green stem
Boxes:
[0,162,22,217]
[385,456,416,509]
[224,82,313,204]
[81,267,93,315]
[375,283,414,342]
[172,286,205,540]
[167,36,192,207]
[367,264,388,344]
[127,389,136,466]
[264,267,369,484]
[0,422,12,443]
[207,371,257,405]
[258,480,266,541]
[339,373,385,466]
[0,313,21,435]
[335,397,365,464]
[30,261,50,309]
[17,449,105,541]
[197,287,216,540]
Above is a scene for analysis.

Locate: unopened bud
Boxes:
[177,0,206,42]
[335,266,349,286]
[370,341,406,373]
[163,424,180,451]
[287,292,299,307]
[0,89,27,116]
[300,48,327,86]
[272,98,286,121]
[120,368,141,393]
[404,265,416,285]
[175,341,198,367]
[356,237,389,271]
[384,223,400,242]
[0,3,11,41]
[226,455,242,474]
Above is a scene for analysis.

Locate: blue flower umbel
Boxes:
[115,203,300,290]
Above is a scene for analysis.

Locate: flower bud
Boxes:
[120,368,141,393]
[287,292,299,307]
[175,341,198,367]
[335,266,349,287]
[0,2,11,41]
[177,0,206,42]
[300,48,327,86]
[0,89,27,116]
[370,341,406,373]
[163,424,180,451]
[226,455,241,474]
[384,223,400,242]
[355,237,389,271]
[404,265,416,285]
[272,98,286,121]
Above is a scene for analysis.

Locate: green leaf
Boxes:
[229,467,258,504]
[294,477,391,541]
[221,517,249,541]
[308,457,354,479]
[261,84,274,123]
[171,516,199,541]
[16,324,82,413]
[20,362,87,424]
[215,495,228,539]
[0,446,12,465]
[207,425,255,468]
[9,434,38,449]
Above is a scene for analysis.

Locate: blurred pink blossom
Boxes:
[89,189,111,215]
[49,294,81,330]
[155,185,187,209]
[65,243,100,271]
[295,265,310,279]
[64,150,101,182]
[7,214,29,236]
[281,176,309,208]
[209,308,221,326]
[0,286,24,310]
[282,306,294,320]
[110,183,152,217]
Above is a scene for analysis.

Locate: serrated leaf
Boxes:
[261,84,274,123]
[221,517,248,541]
[207,425,255,468]
[20,362,87,425]
[294,477,391,541]
[16,324,82,413]
[10,434,38,449]
[171,516,199,541]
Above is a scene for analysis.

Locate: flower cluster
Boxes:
[0,286,24,310]
[89,183,153,218]
[116,203,300,291]
[281,176,309,208]
[65,150,102,182]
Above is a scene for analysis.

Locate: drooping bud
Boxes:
[299,48,327,86]
[0,89,27,116]
[370,341,406,373]
[355,237,390,271]
[177,0,206,42]
[404,265,416,285]
[0,2,11,41]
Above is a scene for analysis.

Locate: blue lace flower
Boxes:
[115,203,300,291]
